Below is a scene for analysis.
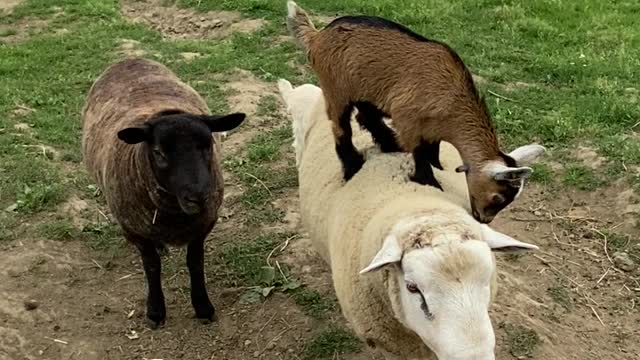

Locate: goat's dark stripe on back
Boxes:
[326,15,431,42]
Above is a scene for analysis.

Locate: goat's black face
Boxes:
[117,110,246,215]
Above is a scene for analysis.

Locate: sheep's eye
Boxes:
[153,149,166,159]
[406,283,419,293]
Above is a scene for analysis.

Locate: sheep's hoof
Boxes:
[194,304,217,324]
[146,316,166,330]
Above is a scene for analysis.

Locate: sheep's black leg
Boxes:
[187,237,215,323]
[335,104,364,181]
[138,241,166,328]
[410,140,443,191]
[355,102,401,153]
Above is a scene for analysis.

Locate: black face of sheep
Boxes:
[118,111,245,214]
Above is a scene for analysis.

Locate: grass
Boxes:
[292,288,337,320]
[547,286,573,311]
[303,327,362,360]
[501,323,540,358]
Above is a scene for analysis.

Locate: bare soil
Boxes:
[121,0,266,40]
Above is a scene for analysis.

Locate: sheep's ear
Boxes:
[201,113,246,133]
[508,144,546,166]
[480,224,538,252]
[490,164,533,183]
[117,126,150,144]
[360,235,403,274]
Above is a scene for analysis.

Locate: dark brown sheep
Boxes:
[287,1,545,223]
[81,58,245,327]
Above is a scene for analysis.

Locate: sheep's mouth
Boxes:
[178,199,203,215]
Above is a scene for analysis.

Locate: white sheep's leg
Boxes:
[136,240,166,329]
[187,236,216,323]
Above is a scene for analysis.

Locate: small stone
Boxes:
[534,210,542,216]
[613,252,636,272]
[24,299,39,311]
[253,351,260,358]
[244,339,252,346]
[265,342,275,350]
[180,52,202,62]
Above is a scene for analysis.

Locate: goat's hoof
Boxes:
[342,159,364,181]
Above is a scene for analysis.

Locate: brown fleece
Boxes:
[288,4,519,218]
[296,91,498,359]
[81,58,223,246]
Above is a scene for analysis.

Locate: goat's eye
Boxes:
[406,283,419,293]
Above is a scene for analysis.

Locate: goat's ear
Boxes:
[508,144,546,166]
[360,234,403,274]
[201,113,246,133]
[491,165,533,182]
[480,224,538,252]
[117,126,150,144]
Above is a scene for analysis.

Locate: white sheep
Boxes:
[278,79,540,360]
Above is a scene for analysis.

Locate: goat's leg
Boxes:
[410,140,443,190]
[332,103,364,181]
[187,236,215,323]
[426,140,443,170]
[355,102,401,153]
[137,240,166,328]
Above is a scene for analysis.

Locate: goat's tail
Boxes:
[287,1,318,52]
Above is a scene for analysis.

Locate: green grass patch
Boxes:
[303,327,362,360]
[292,287,337,319]
[38,219,80,241]
[0,28,18,37]
[501,323,540,358]
[81,222,124,253]
[562,164,604,191]
[530,162,553,185]
[547,286,572,311]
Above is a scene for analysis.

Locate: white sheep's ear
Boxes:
[480,224,538,251]
[360,235,403,274]
[489,164,533,183]
[508,144,546,166]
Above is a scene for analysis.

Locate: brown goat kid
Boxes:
[82,58,245,328]
[287,1,545,223]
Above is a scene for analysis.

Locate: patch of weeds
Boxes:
[501,323,540,358]
[0,213,19,242]
[562,164,603,190]
[13,183,66,214]
[292,287,337,319]
[530,163,553,185]
[81,222,123,253]
[246,125,292,163]
[0,28,18,37]
[256,95,280,118]
[547,286,572,311]
[38,219,80,241]
[502,253,524,262]
[221,233,300,302]
[303,327,362,360]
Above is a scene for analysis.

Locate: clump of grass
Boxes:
[562,164,603,190]
[38,219,80,241]
[303,327,362,360]
[256,95,280,118]
[547,286,572,310]
[220,233,284,286]
[292,287,337,319]
[502,323,540,358]
[81,222,123,253]
[14,183,66,213]
[0,28,18,37]
[530,163,553,185]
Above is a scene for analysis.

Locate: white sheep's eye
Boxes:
[406,282,419,293]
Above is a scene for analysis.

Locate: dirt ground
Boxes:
[1,1,639,360]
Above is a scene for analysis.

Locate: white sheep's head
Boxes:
[360,215,538,360]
